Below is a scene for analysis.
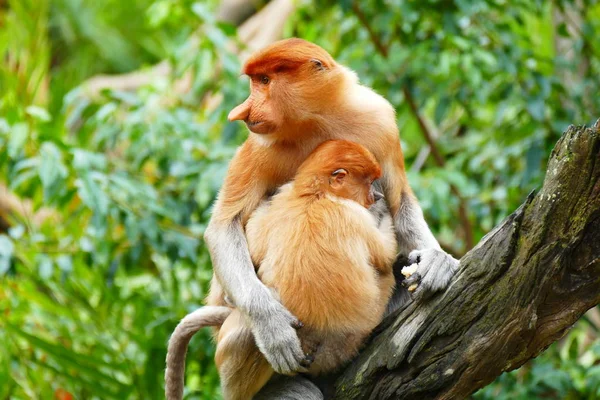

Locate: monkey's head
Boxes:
[295,140,383,208]
[228,38,347,139]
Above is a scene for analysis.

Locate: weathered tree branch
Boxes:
[0,184,56,232]
[332,121,600,399]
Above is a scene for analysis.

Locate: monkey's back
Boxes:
[246,186,396,373]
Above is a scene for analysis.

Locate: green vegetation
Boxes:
[0,0,599,399]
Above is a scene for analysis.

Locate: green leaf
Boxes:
[25,105,52,122]
[527,98,545,121]
[434,96,451,125]
[557,22,570,37]
[0,235,14,275]
[8,224,25,239]
[37,254,54,279]
[75,171,109,216]
[39,142,68,201]
[191,2,214,23]
[8,123,28,158]
[55,255,73,273]
[5,324,130,395]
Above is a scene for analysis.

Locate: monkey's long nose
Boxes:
[228,99,251,121]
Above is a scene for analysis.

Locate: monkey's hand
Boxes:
[249,304,311,375]
[368,196,390,229]
[402,248,459,300]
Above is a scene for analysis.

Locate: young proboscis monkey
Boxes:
[165,38,459,399]
[213,140,397,400]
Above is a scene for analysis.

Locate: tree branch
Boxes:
[402,87,446,166]
[351,3,389,58]
[0,184,56,233]
[331,121,600,399]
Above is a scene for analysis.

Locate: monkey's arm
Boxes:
[362,212,397,274]
[394,192,459,298]
[382,149,459,299]
[204,146,307,375]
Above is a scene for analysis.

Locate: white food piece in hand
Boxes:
[401,264,419,278]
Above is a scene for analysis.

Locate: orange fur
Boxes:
[169,39,440,400]
[293,140,382,208]
[207,38,410,306]
[215,141,397,399]
[243,38,336,76]
[215,310,273,400]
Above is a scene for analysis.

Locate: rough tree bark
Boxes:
[331,121,600,399]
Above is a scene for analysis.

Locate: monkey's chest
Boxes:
[262,142,324,188]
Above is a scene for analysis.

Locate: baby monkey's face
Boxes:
[328,168,383,208]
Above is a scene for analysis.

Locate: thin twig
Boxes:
[351,3,389,57]
[402,87,446,166]
[403,86,474,249]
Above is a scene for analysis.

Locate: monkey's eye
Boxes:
[260,75,270,85]
[331,168,348,177]
[310,59,325,70]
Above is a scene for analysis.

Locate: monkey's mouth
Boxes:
[245,120,270,134]
[246,120,262,128]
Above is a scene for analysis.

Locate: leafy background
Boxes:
[0,0,599,399]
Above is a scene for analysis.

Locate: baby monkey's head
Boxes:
[295,140,383,208]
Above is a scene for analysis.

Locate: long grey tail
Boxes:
[165,306,232,400]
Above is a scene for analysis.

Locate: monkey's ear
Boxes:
[310,59,326,70]
[330,168,347,188]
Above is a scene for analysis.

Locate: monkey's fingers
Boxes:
[285,350,310,374]
[299,353,315,368]
[281,333,312,374]
[308,341,321,354]
[402,272,421,292]
[407,250,423,265]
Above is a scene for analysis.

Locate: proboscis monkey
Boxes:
[206,36,458,369]
[214,140,397,399]
[165,140,397,400]
[165,38,459,400]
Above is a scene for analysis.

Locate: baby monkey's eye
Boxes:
[310,59,325,70]
[260,75,270,84]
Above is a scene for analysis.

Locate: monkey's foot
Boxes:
[402,248,459,299]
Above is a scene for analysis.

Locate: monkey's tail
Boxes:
[165,306,232,400]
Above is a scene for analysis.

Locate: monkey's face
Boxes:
[228,67,334,137]
[228,75,283,135]
[329,169,383,209]
[228,38,341,139]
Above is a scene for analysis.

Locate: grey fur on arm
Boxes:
[394,193,459,300]
[203,217,308,375]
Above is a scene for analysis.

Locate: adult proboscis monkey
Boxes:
[165,38,459,400]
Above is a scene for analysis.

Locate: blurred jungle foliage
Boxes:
[1,0,599,398]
